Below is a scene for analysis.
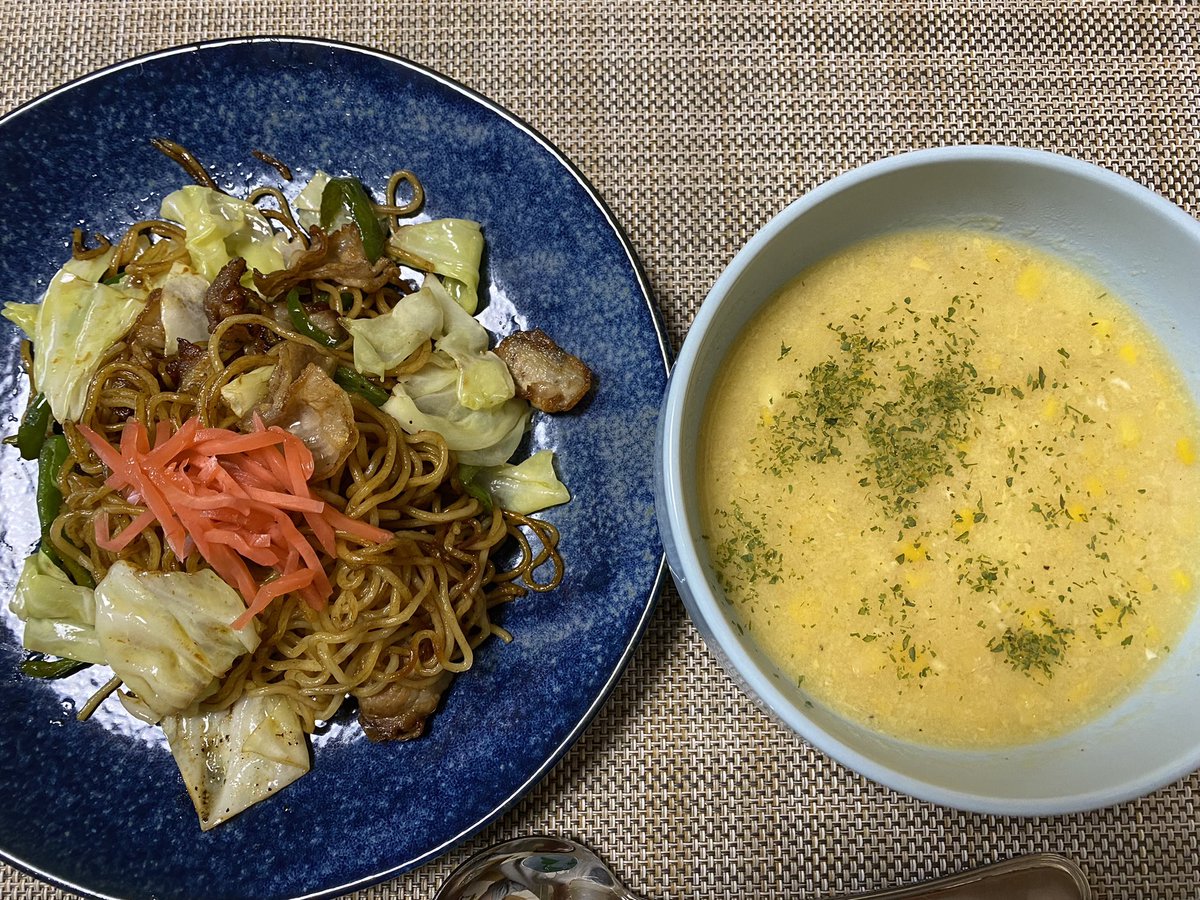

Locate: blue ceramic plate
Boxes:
[0,38,668,899]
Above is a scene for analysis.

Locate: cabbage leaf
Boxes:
[293,170,333,232]
[93,562,260,722]
[161,693,310,831]
[220,365,275,417]
[388,218,484,313]
[2,301,38,337]
[9,551,105,666]
[383,354,529,466]
[341,286,443,377]
[346,275,514,411]
[461,450,570,515]
[427,276,514,410]
[2,248,147,423]
[160,185,284,282]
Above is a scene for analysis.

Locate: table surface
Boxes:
[2,2,1198,898]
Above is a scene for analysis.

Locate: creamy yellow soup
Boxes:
[700,229,1200,748]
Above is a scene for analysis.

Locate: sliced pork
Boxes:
[495,328,593,412]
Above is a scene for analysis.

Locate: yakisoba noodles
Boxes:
[5,145,592,828]
[60,322,558,729]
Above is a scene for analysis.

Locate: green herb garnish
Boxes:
[987,614,1074,680]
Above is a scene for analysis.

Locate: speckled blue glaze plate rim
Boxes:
[0,36,669,900]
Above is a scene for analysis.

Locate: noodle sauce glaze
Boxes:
[700,228,1200,748]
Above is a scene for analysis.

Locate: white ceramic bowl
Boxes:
[656,146,1200,815]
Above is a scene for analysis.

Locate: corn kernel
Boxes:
[760,407,775,427]
[1040,397,1060,422]
[1015,265,1044,299]
[909,255,931,271]
[1171,570,1193,593]
[1119,343,1140,364]
[1177,437,1196,465]
[1091,318,1114,339]
[1066,503,1088,522]
[1093,605,1121,631]
[1084,476,1106,497]
[1119,418,1140,446]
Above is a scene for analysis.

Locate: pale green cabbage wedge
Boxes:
[387,218,484,313]
[383,354,529,466]
[10,550,105,665]
[461,449,570,515]
[2,248,147,423]
[93,562,259,722]
[341,284,443,378]
[161,694,310,831]
[160,185,284,282]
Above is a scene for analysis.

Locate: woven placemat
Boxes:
[2,1,1199,898]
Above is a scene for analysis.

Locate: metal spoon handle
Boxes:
[436,838,1090,900]
[843,852,1092,900]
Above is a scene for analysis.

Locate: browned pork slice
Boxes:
[129,288,166,356]
[356,672,453,742]
[240,342,333,422]
[494,328,593,412]
[205,257,253,329]
[163,339,212,394]
[252,361,357,481]
[253,225,394,300]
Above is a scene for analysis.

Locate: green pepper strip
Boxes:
[57,554,95,590]
[37,434,69,547]
[14,392,51,460]
[287,291,389,407]
[20,654,88,679]
[320,177,386,263]
[456,464,493,513]
[286,289,341,349]
[35,432,95,587]
[334,366,389,407]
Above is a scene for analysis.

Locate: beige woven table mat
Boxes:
[2,1,1199,898]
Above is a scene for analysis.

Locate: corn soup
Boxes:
[700,229,1200,747]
